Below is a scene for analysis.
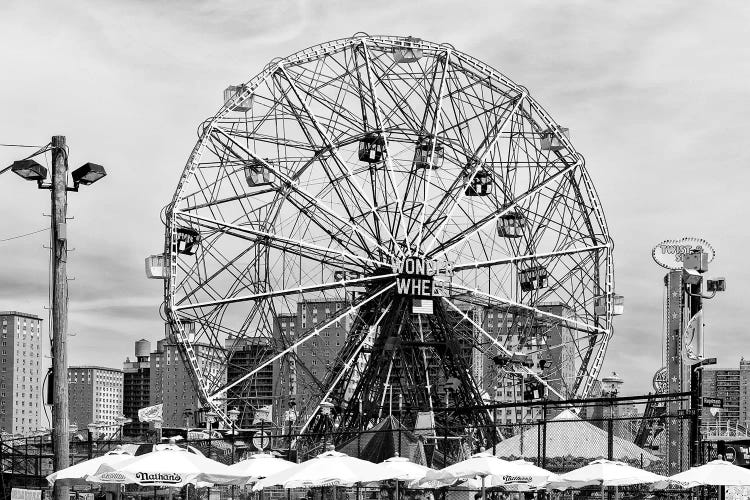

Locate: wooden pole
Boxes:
[51,135,70,500]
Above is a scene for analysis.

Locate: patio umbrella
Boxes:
[375,455,435,499]
[89,447,239,487]
[46,449,132,486]
[377,456,434,481]
[424,452,555,498]
[547,459,666,498]
[127,442,205,456]
[550,459,666,488]
[253,448,391,490]
[656,459,750,487]
[498,460,563,490]
[225,453,296,484]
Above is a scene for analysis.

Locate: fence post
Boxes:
[607,415,614,460]
[536,421,541,467]
[541,402,547,469]
[492,407,497,455]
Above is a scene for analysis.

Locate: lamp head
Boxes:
[707,278,726,293]
[682,268,702,286]
[10,160,47,181]
[71,162,106,185]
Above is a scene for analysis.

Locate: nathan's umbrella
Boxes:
[656,459,750,487]
[47,449,132,486]
[424,452,555,498]
[225,453,296,485]
[253,448,391,490]
[124,442,205,456]
[89,448,239,487]
[500,460,563,491]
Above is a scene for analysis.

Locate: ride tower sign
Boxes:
[392,256,452,314]
[652,237,715,270]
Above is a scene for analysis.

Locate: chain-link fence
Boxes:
[0,393,706,500]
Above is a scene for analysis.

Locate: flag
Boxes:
[412,298,434,315]
[253,404,273,424]
[683,310,704,364]
[138,403,163,423]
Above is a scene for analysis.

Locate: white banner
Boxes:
[10,489,41,500]
[138,403,163,423]
[253,404,273,424]
[683,310,704,364]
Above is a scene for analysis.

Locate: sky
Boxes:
[1,0,749,397]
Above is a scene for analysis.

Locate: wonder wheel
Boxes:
[158,34,617,453]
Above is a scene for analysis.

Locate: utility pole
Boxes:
[51,135,70,500]
[5,136,106,500]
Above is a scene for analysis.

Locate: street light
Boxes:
[227,408,240,463]
[183,409,194,428]
[10,159,48,182]
[206,410,218,459]
[320,401,334,447]
[71,162,106,186]
[5,136,106,500]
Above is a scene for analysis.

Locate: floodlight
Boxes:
[71,162,106,186]
[683,268,702,286]
[707,277,726,292]
[10,159,47,181]
[684,251,709,273]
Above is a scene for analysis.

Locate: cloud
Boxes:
[1,0,749,397]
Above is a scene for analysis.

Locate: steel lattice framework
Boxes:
[162,35,615,448]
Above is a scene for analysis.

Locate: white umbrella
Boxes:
[253,449,391,490]
[657,459,750,487]
[424,452,511,482]
[375,455,435,499]
[47,449,132,486]
[498,460,563,491]
[548,458,666,499]
[550,459,666,488]
[225,453,296,484]
[377,456,434,481]
[89,448,239,487]
[424,452,555,498]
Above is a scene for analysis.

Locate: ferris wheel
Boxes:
[154,34,619,445]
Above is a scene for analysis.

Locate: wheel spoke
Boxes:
[174,273,395,311]
[445,280,608,335]
[210,282,396,399]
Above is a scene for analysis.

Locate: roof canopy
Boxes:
[493,410,660,465]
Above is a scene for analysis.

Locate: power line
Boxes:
[0,143,43,148]
[0,227,48,242]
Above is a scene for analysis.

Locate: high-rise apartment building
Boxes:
[0,311,43,435]
[226,336,277,428]
[149,338,226,427]
[68,366,124,430]
[294,299,352,407]
[272,313,297,422]
[122,339,151,437]
[701,359,750,429]
[481,303,576,424]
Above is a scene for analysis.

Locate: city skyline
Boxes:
[1,1,749,398]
